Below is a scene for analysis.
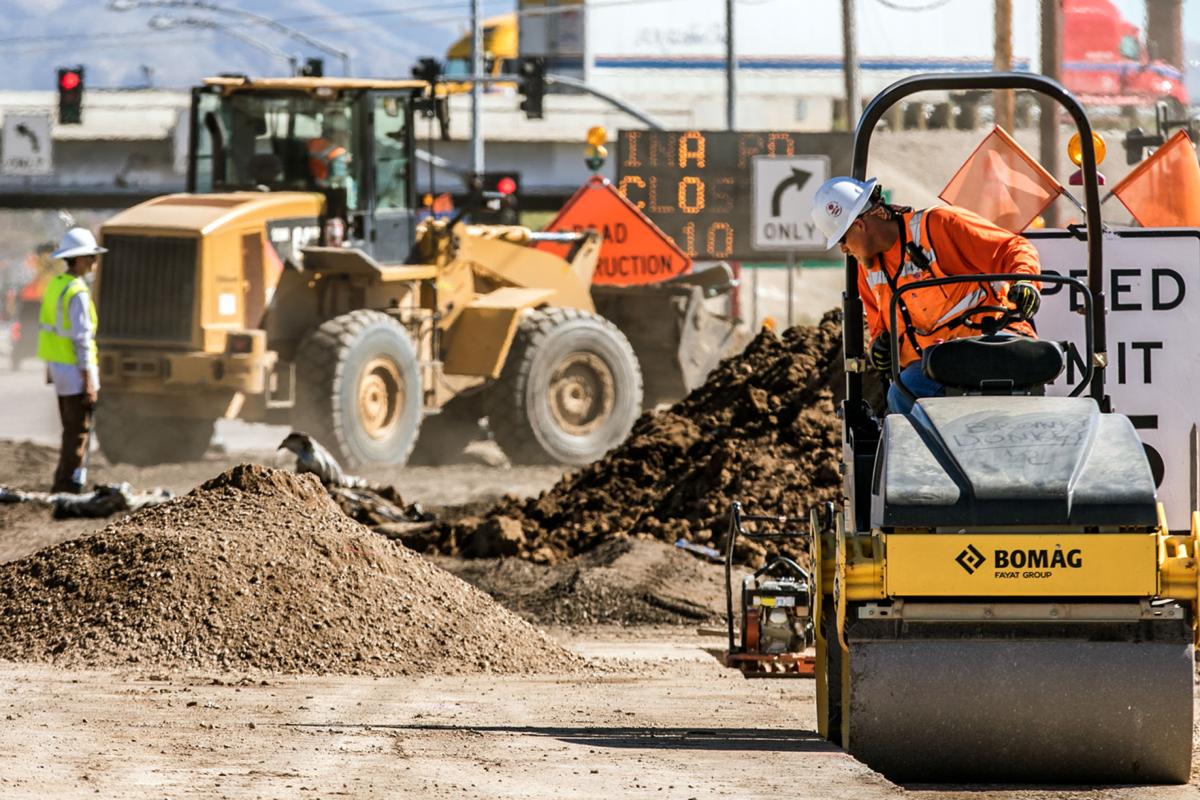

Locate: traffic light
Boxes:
[57,66,84,125]
[300,58,324,78]
[411,58,450,140]
[584,126,607,172]
[411,57,442,84]
[518,57,546,119]
[477,171,521,225]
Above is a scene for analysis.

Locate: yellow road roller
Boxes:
[813,73,1197,783]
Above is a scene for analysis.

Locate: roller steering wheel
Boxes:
[959,301,1030,336]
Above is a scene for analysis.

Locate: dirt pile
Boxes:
[422,314,844,565]
[0,464,578,675]
[0,439,59,487]
[437,539,726,626]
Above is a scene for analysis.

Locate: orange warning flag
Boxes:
[1111,130,1200,228]
[940,126,1064,233]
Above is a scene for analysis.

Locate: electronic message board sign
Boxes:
[615,130,850,261]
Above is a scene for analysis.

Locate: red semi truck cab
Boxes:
[1063,0,1188,108]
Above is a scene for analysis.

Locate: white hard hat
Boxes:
[811,176,879,249]
[52,227,108,260]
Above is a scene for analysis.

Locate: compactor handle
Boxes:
[886,272,1094,404]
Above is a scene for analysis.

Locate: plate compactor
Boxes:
[807,73,1198,784]
[722,502,815,677]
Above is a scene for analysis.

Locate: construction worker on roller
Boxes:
[37,228,106,493]
[307,111,356,206]
[811,176,1042,414]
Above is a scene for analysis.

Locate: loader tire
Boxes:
[294,310,422,469]
[95,403,214,466]
[485,307,642,465]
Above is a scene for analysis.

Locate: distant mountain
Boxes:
[0,0,487,90]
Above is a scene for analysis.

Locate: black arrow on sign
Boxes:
[771,167,811,217]
[15,123,39,153]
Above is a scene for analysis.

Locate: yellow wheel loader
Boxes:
[805,74,1196,783]
[93,76,742,467]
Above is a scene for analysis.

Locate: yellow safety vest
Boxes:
[37,273,97,367]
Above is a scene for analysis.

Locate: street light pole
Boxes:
[470,0,484,179]
[725,0,736,130]
[109,0,351,75]
[842,0,860,130]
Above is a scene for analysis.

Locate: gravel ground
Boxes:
[0,464,579,676]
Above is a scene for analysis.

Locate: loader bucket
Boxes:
[591,264,751,407]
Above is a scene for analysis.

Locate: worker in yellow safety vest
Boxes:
[37,228,107,493]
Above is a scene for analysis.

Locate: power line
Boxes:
[0,0,691,55]
[0,35,208,56]
[0,27,156,47]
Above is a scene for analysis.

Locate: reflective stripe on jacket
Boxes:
[857,205,1040,367]
[36,273,97,366]
[307,137,347,182]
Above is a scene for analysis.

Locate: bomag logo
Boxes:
[955,544,986,574]
[994,548,1083,569]
[954,544,1084,579]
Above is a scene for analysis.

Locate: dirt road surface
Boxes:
[4,356,1200,799]
[0,628,1195,800]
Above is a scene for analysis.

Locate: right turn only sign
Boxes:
[752,155,829,252]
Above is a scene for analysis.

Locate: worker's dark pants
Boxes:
[52,394,92,493]
[887,364,945,415]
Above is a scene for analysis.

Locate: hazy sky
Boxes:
[1110,0,1197,44]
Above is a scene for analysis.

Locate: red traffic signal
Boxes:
[496,176,517,196]
[57,66,85,125]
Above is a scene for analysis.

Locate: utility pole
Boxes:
[470,0,484,180]
[725,0,736,130]
[993,0,1014,130]
[1039,0,1062,227]
[1146,0,1184,69]
[842,0,860,130]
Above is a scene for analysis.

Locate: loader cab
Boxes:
[187,76,422,262]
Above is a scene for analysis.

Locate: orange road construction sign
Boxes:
[538,176,692,286]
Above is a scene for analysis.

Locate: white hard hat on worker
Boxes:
[52,227,108,260]
[811,176,879,250]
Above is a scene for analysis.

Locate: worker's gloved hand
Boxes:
[867,333,893,374]
[1008,280,1041,319]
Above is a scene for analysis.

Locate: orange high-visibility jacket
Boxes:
[858,205,1040,367]
[307,137,347,182]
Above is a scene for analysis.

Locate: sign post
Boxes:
[2,113,52,176]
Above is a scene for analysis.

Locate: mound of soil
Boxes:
[0,464,578,675]
[437,539,727,626]
[0,439,60,487]
[421,314,845,565]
